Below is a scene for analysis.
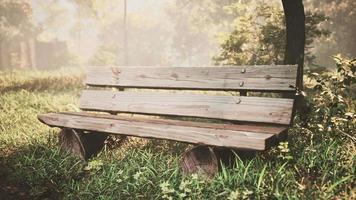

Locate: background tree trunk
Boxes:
[29,39,37,69]
[20,41,30,69]
[0,41,10,70]
[0,41,2,70]
[282,0,306,91]
[282,0,306,119]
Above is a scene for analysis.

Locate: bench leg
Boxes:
[180,145,218,178]
[181,145,257,177]
[58,128,109,160]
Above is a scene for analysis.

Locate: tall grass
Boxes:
[0,68,84,93]
[0,69,354,199]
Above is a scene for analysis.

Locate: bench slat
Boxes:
[58,112,289,134]
[38,112,286,150]
[79,90,294,125]
[86,65,297,92]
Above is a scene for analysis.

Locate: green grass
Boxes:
[0,69,354,199]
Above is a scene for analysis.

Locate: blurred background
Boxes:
[0,0,355,71]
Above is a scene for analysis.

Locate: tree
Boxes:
[0,0,34,40]
[282,0,305,91]
[90,2,172,66]
[213,0,333,112]
[214,2,327,68]
[71,0,130,65]
[166,0,235,66]
[0,0,36,69]
[304,0,356,66]
[213,3,286,65]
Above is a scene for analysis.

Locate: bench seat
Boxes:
[38,112,288,150]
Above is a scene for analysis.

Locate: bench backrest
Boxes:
[80,65,298,125]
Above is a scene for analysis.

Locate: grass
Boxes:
[0,68,355,199]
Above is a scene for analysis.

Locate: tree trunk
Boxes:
[20,41,30,69]
[282,0,306,91]
[123,0,128,65]
[282,0,306,119]
[0,40,2,70]
[0,41,10,70]
[29,39,37,70]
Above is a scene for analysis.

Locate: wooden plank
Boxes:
[86,65,298,92]
[38,112,280,150]
[60,112,289,135]
[79,90,294,125]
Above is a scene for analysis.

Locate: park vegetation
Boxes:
[0,0,355,199]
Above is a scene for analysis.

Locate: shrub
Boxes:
[305,55,355,141]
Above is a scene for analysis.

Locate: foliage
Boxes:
[280,56,356,199]
[32,0,73,41]
[0,0,36,41]
[89,10,172,66]
[214,1,330,66]
[0,60,355,199]
[90,44,118,66]
[0,68,84,93]
[305,55,355,141]
[71,0,123,22]
[305,0,356,65]
[166,0,234,66]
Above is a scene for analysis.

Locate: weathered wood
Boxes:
[38,65,298,155]
[58,128,108,160]
[57,111,289,135]
[181,145,218,178]
[86,65,298,92]
[80,90,294,125]
[59,128,85,159]
[38,112,283,150]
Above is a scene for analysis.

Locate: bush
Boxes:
[305,55,355,141]
[214,2,329,67]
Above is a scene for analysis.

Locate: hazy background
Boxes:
[0,0,355,70]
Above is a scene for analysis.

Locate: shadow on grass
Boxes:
[0,142,84,200]
[122,137,259,170]
[0,134,263,200]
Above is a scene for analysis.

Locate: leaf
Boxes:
[345,112,354,118]
[326,176,352,193]
[84,160,103,171]
[257,165,267,191]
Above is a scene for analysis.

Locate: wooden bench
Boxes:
[38,65,298,165]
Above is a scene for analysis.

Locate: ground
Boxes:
[0,68,354,199]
